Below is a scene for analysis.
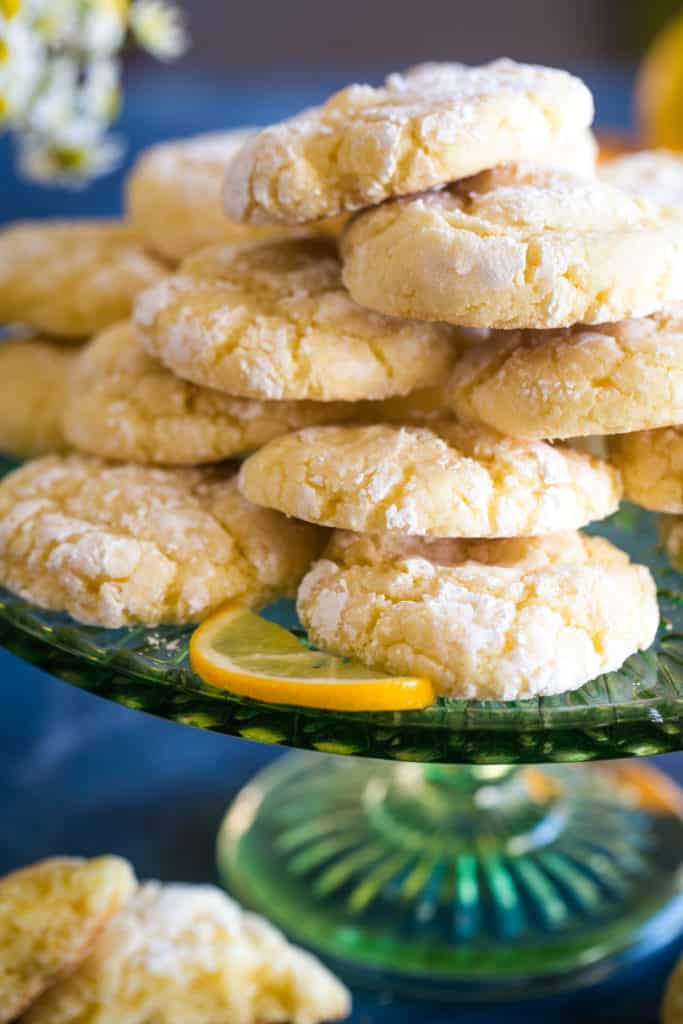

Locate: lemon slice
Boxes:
[636,11,683,148]
[189,603,435,711]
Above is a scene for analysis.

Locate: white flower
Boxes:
[17,118,124,185]
[28,54,78,133]
[82,58,120,120]
[0,14,44,120]
[81,0,128,56]
[129,0,186,60]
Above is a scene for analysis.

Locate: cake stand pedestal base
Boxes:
[217,753,683,1002]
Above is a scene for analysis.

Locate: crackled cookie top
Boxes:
[448,302,683,439]
[223,60,594,224]
[341,164,683,329]
[63,322,359,465]
[239,421,621,538]
[126,130,344,263]
[134,238,459,401]
[609,427,683,513]
[0,220,165,339]
[25,881,350,1024]
[600,150,683,208]
[297,530,658,701]
[0,339,76,458]
[0,455,325,627]
[0,856,136,1024]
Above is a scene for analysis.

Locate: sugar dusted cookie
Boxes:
[239,422,621,538]
[0,455,325,627]
[224,60,594,224]
[609,427,683,513]
[62,322,358,465]
[0,220,165,339]
[341,164,683,329]
[135,238,459,401]
[126,130,344,263]
[600,149,683,208]
[448,303,683,439]
[297,530,659,701]
[24,881,350,1024]
[0,338,76,458]
[0,856,136,1023]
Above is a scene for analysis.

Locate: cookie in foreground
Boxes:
[24,881,350,1024]
[297,531,658,701]
[0,856,136,1023]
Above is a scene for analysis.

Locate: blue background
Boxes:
[0,66,681,1022]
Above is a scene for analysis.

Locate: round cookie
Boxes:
[0,220,165,339]
[224,60,595,224]
[24,881,350,1024]
[448,303,683,439]
[340,164,683,329]
[0,856,136,1024]
[600,149,683,208]
[125,130,345,264]
[297,530,658,701]
[609,428,683,513]
[0,455,325,627]
[0,338,76,458]
[134,238,459,401]
[62,322,359,465]
[238,422,622,537]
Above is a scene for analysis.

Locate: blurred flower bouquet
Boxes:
[0,0,187,185]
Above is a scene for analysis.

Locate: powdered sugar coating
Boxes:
[62,322,359,464]
[135,238,459,401]
[599,150,683,208]
[239,421,622,537]
[224,60,595,224]
[24,881,350,1024]
[0,455,325,627]
[126,130,344,263]
[297,531,658,700]
[448,301,683,438]
[0,220,166,339]
[341,164,683,329]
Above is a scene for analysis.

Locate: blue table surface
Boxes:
[0,64,681,1023]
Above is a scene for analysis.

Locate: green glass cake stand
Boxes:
[1,465,683,999]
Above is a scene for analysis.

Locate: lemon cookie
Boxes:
[341,164,683,329]
[0,856,136,1023]
[0,220,165,339]
[126,130,344,264]
[609,428,683,512]
[0,338,76,458]
[224,60,594,224]
[239,422,621,538]
[600,149,683,207]
[25,881,350,1024]
[0,455,325,627]
[62,322,358,465]
[448,303,683,439]
[297,530,658,700]
[135,238,458,401]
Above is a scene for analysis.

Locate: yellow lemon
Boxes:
[636,11,683,148]
[190,603,435,711]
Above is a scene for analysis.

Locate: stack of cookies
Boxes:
[0,855,349,1023]
[1,58,683,703]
